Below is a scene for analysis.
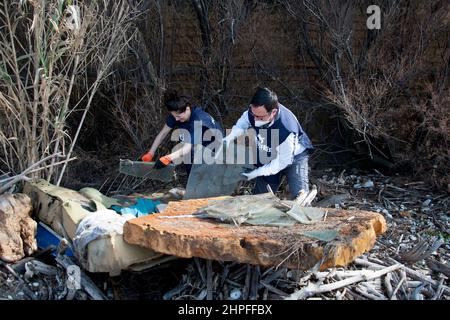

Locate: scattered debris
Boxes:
[23,180,171,276]
[154,169,448,300]
[1,169,448,300]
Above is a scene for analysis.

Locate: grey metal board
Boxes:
[119,159,175,182]
[183,144,255,199]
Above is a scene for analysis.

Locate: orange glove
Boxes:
[141,152,153,162]
[154,155,172,169]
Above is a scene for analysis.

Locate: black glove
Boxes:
[153,156,172,170]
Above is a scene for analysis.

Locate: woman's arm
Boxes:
[166,143,192,163]
[148,124,172,155]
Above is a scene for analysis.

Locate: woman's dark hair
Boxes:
[163,90,192,113]
[250,87,278,112]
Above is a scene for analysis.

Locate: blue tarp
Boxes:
[36,222,74,257]
[111,198,160,217]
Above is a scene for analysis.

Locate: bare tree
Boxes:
[282,0,449,187]
[191,0,257,125]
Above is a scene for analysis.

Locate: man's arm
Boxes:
[225,110,251,141]
[249,133,300,178]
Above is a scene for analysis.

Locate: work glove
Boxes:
[154,155,172,170]
[141,152,153,162]
[240,169,259,181]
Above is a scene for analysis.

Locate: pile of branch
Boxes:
[0,241,106,300]
[160,169,449,300]
[161,252,448,300]
[162,258,294,300]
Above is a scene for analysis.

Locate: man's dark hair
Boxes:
[250,87,278,111]
[163,90,191,113]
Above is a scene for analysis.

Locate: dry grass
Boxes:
[0,0,142,190]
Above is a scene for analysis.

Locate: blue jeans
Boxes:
[252,151,309,199]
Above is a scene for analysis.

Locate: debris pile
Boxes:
[157,169,449,300]
[160,246,448,300]
[0,169,447,300]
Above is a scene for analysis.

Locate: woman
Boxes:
[142,91,222,174]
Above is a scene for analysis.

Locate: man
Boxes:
[223,87,313,198]
[141,91,222,173]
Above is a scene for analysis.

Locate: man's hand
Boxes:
[141,152,153,162]
[240,169,258,181]
[154,155,172,169]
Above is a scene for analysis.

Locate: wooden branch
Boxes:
[384,272,394,298]
[206,259,213,300]
[194,257,206,284]
[314,269,388,280]
[242,264,252,300]
[356,258,450,294]
[55,255,106,300]
[286,264,402,300]
[432,278,445,300]
[390,275,405,300]
[0,152,64,194]
[355,284,387,300]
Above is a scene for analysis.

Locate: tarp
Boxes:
[111,198,160,217]
[184,144,254,199]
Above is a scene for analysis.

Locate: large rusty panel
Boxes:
[123,198,387,270]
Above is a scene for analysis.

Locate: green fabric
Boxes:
[78,187,121,208]
[197,193,295,227]
[286,206,326,224]
[300,229,339,242]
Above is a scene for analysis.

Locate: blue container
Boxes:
[36,222,74,257]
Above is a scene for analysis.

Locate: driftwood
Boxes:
[206,260,213,300]
[260,280,289,297]
[25,260,58,278]
[148,170,448,301]
[55,241,106,301]
[249,265,260,300]
[0,153,71,194]
[355,258,450,295]
[0,259,38,300]
[286,264,402,300]
[399,237,444,264]
[426,259,450,278]
[315,193,350,208]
